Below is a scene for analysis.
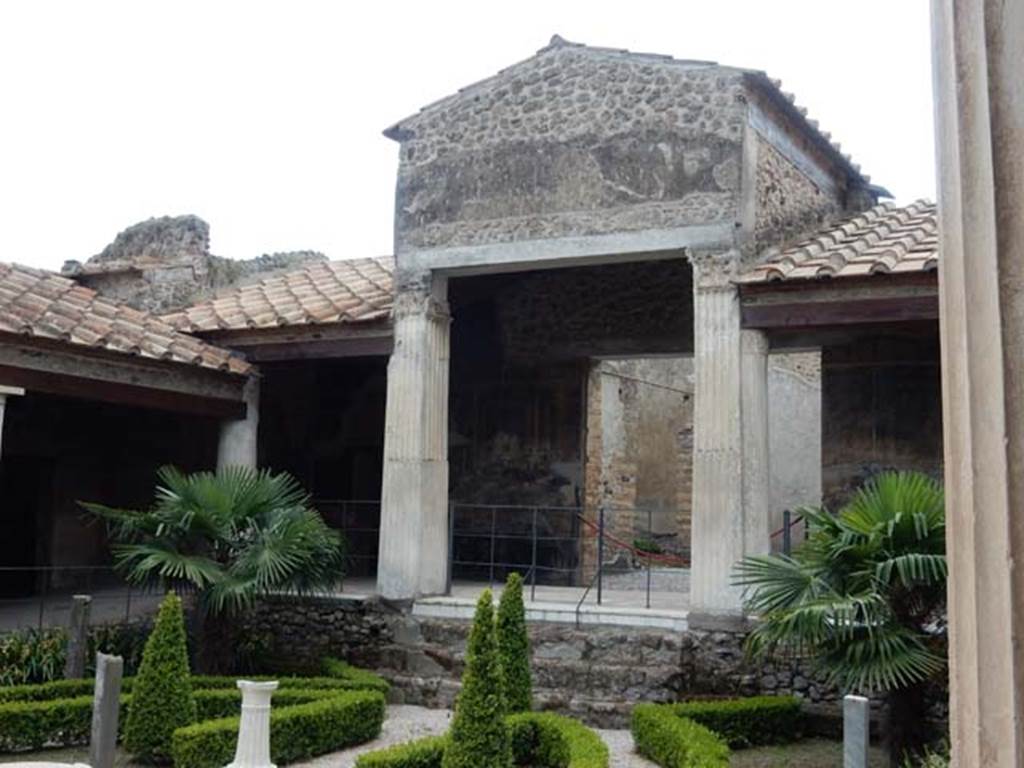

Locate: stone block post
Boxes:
[689,251,770,620]
[843,695,869,768]
[377,276,451,600]
[228,680,278,768]
[217,375,260,471]
[0,385,25,458]
[932,1,1024,764]
[89,652,124,768]
[64,594,92,679]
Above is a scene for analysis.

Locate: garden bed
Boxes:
[0,658,388,764]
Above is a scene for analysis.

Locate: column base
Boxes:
[686,610,755,633]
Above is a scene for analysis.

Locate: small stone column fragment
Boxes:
[218,375,260,470]
[843,695,869,768]
[228,680,279,768]
[89,652,124,768]
[64,594,92,679]
[689,251,770,618]
[377,276,451,600]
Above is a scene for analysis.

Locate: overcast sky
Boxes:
[0,0,935,271]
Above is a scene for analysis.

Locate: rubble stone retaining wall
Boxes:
[243,594,838,728]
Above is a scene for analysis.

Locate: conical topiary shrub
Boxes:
[124,592,197,763]
[496,572,532,713]
[442,589,512,768]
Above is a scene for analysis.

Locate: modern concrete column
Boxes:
[217,375,260,471]
[377,277,451,600]
[0,385,25,458]
[689,251,770,619]
[932,1,1024,764]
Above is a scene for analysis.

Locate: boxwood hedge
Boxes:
[0,656,387,705]
[631,704,729,768]
[665,696,803,748]
[354,711,609,768]
[0,659,388,757]
[631,695,804,768]
[172,689,385,768]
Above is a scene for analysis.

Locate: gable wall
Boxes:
[393,47,748,254]
[747,89,862,253]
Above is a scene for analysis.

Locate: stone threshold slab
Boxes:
[412,596,689,631]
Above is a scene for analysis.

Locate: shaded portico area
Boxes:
[0,262,254,602]
[377,201,943,626]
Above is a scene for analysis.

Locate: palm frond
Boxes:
[81,465,345,616]
[733,471,947,695]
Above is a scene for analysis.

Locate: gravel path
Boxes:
[596,727,658,767]
[296,705,451,768]
[293,705,657,767]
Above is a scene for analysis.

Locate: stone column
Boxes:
[217,375,260,471]
[932,1,1024,765]
[0,385,25,458]
[89,652,124,768]
[689,252,770,620]
[64,594,92,679]
[228,680,278,768]
[377,276,451,600]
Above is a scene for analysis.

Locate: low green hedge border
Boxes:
[666,696,803,748]
[632,704,729,768]
[631,696,804,768]
[0,688,370,752]
[354,711,609,768]
[0,659,388,755]
[172,689,385,768]
[0,656,388,704]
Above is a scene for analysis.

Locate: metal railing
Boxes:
[314,499,381,578]
[446,502,583,600]
[773,509,809,555]
[445,502,690,620]
[0,566,159,632]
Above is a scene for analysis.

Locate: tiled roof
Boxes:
[741,201,938,284]
[0,262,250,375]
[164,257,394,333]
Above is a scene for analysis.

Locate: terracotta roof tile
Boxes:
[740,201,938,284]
[0,262,251,375]
[163,257,395,333]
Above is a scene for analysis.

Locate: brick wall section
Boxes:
[583,358,694,573]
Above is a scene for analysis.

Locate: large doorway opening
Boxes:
[446,256,695,590]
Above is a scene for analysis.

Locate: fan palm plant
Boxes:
[83,465,345,671]
[734,471,947,760]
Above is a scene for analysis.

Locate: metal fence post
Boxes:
[597,506,605,606]
[531,507,538,603]
[37,573,47,631]
[783,509,792,556]
[489,505,497,586]
[646,507,653,610]
[446,501,455,596]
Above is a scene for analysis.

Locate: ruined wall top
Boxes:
[88,215,210,267]
[62,216,326,314]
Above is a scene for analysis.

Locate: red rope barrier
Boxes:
[576,514,690,567]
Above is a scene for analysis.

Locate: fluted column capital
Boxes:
[690,249,740,292]
[393,288,450,322]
